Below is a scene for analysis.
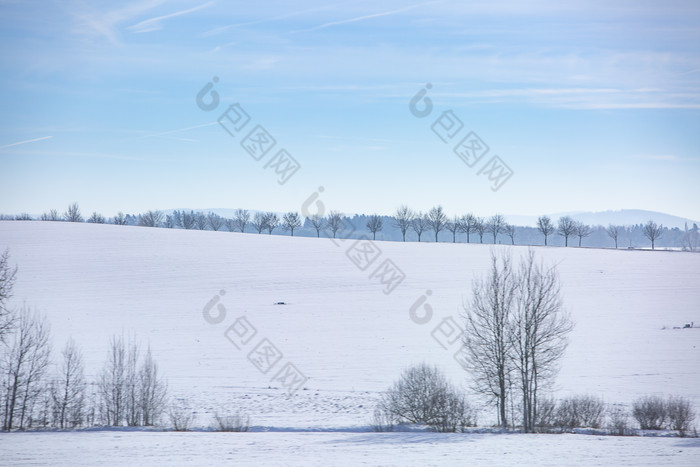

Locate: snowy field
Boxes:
[2,431,700,466]
[1,220,699,464]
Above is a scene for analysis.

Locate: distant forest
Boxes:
[2,203,699,250]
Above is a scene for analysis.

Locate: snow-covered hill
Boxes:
[1,220,699,430]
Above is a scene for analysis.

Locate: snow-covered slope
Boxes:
[1,221,699,428]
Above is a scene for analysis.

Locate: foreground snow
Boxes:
[1,431,699,466]
[0,221,699,465]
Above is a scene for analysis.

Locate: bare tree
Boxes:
[139,347,167,426]
[124,339,140,427]
[446,216,460,243]
[681,223,700,252]
[326,211,343,239]
[574,221,591,247]
[463,252,517,429]
[63,203,83,222]
[251,212,267,234]
[264,213,279,234]
[224,218,236,232]
[88,212,105,224]
[511,251,573,432]
[427,206,448,242]
[163,215,175,228]
[194,212,207,230]
[113,212,128,226]
[459,214,477,243]
[14,213,33,221]
[537,216,555,246]
[40,209,60,221]
[486,214,506,244]
[411,212,429,242]
[234,209,250,233]
[183,211,196,230]
[50,338,85,429]
[366,214,383,240]
[606,224,621,249]
[282,212,302,236]
[138,211,163,228]
[98,336,127,426]
[393,205,414,242]
[505,224,516,245]
[474,217,486,243]
[1,307,51,430]
[309,214,324,238]
[643,220,664,250]
[175,211,195,230]
[206,212,223,231]
[557,216,576,247]
[0,249,18,343]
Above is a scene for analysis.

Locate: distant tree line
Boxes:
[2,203,698,251]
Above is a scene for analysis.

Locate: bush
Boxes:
[212,412,249,432]
[534,397,557,432]
[371,407,395,432]
[632,395,667,430]
[376,363,475,432]
[168,400,195,431]
[666,396,696,436]
[554,395,605,431]
[607,405,633,436]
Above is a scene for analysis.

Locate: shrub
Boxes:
[632,395,667,430]
[371,407,395,432]
[535,397,557,432]
[168,400,195,431]
[554,395,605,431]
[607,405,633,436]
[212,412,249,432]
[666,396,696,436]
[376,363,475,432]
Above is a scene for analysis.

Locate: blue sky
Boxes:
[1,0,699,221]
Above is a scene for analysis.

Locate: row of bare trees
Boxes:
[7,203,682,250]
[537,216,665,249]
[0,252,167,430]
[389,205,516,244]
[32,204,307,237]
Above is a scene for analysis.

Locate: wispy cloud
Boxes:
[0,136,53,150]
[70,0,168,44]
[1,149,142,161]
[298,1,437,32]
[142,122,218,139]
[428,87,700,109]
[128,1,214,33]
[203,3,343,37]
